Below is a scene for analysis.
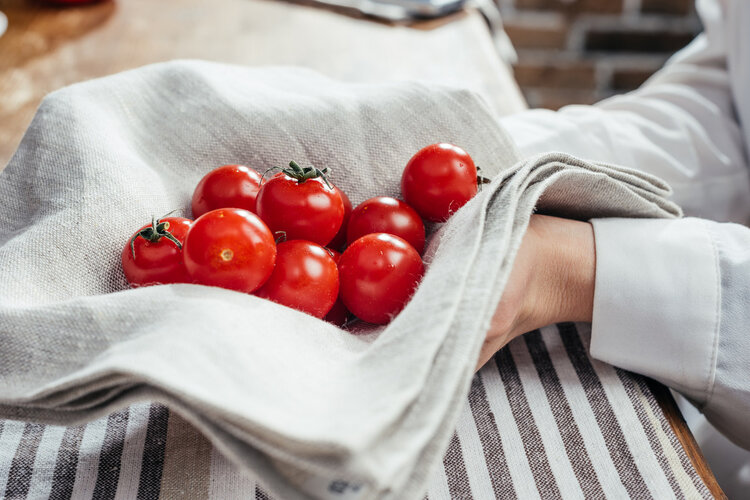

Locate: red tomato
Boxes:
[327,185,352,251]
[255,240,338,318]
[182,208,276,293]
[346,197,425,254]
[255,161,344,246]
[338,233,424,325]
[121,217,192,287]
[191,164,263,218]
[401,143,478,222]
[322,248,350,326]
[327,248,341,262]
[324,298,350,327]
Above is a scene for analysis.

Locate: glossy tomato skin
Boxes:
[346,196,425,254]
[401,143,478,223]
[324,298,350,327]
[254,240,338,318]
[255,174,344,246]
[327,186,353,251]
[182,208,276,293]
[322,248,350,326]
[121,217,192,287]
[191,164,263,218]
[338,233,424,325]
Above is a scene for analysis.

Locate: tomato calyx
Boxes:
[130,214,183,260]
[476,166,492,189]
[264,160,334,189]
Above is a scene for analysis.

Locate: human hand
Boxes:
[476,214,596,370]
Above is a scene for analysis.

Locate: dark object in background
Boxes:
[304,0,466,21]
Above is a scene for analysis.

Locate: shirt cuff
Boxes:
[589,217,720,405]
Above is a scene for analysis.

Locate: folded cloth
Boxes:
[0,60,681,500]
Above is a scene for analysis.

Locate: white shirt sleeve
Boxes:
[589,217,750,450]
[500,0,750,224]
[496,0,750,449]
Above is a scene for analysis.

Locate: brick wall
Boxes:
[499,0,702,109]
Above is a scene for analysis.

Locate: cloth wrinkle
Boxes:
[0,60,684,500]
[703,219,723,410]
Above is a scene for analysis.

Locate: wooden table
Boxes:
[0,0,723,497]
[0,0,524,166]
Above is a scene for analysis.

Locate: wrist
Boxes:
[517,215,596,336]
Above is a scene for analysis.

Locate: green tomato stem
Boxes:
[130,214,183,260]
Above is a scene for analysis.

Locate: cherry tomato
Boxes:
[121,216,192,287]
[327,248,342,262]
[324,298,350,327]
[255,240,338,318]
[327,185,353,251]
[255,161,344,246]
[182,208,276,293]
[346,197,425,254]
[322,248,350,326]
[401,143,478,223]
[338,233,424,325]
[191,164,263,218]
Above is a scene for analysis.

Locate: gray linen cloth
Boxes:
[0,60,681,500]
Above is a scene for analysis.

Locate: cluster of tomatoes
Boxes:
[121,143,480,326]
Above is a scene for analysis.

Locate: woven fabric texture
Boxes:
[0,60,685,499]
[0,325,711,499]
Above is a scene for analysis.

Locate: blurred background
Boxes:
[0,0,703,110]
[498,0,701,109]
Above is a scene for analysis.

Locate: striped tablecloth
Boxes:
[0,323,711,499]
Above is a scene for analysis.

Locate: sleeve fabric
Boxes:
[589,217,750,449]
[497,0,750,449]
[500,0,750,224]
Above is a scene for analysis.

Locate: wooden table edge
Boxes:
[645,378,726,499]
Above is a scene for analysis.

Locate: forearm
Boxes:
[478,214,595,369]
[519,214,595,335]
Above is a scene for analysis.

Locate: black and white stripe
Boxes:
[637,378,711,497]
[568,323,684,497]
[467,374,516,499]
[4,423,45,499]
[558,322,654,497]
[442,433,472,499]
[48,424,86,500]
[539,324,631,498]
[423,323,712,499]
[24,425,67,500]
[0,403,169,500]
[0,421,28,496]
[620,372,709,498]
[0,324,713,499]
[135,404,169,500]
[494,345,563,499]
[92,410,128,500]
[256,485,272,500]
[113,403,151,500]
[523,330,605,499]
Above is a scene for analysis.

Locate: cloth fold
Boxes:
[0,60,681,500]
